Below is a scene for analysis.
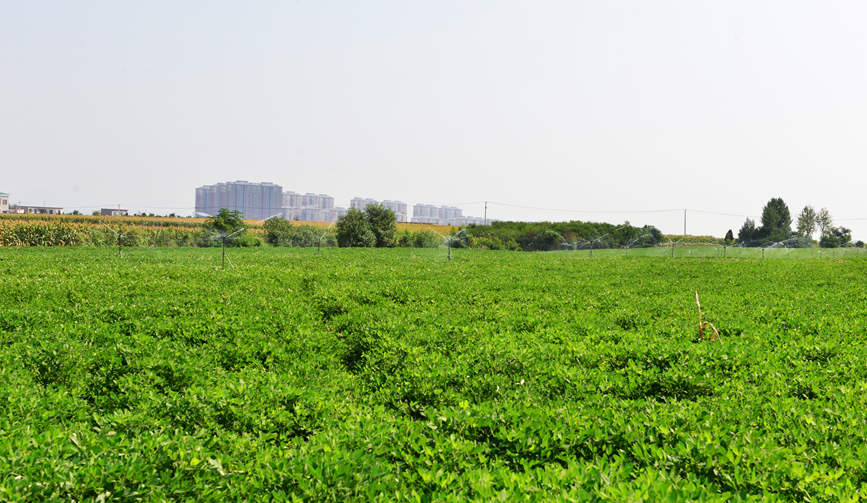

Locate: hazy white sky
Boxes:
[3,1,866,238]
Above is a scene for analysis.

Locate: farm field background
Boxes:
[2,247,867,501]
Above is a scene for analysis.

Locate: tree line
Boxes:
[736,198,856,248]
[307,206,665,251]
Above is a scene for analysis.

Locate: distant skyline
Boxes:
[3,2,866,239]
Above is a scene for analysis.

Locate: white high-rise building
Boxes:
[282,190,342,221]
[350,197,378,211]
[412,203,483,226]
[195,181,283,220]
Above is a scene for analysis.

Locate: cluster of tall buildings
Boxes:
[195,181,283,221]
[350,198,409,222]
[281,192,346,222]
[411,204,486,226]
[194,180,485,225]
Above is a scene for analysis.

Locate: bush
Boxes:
[819,227,852,248]
[337,207,402,248]
[529,230,564,251]
[396,230,442,248]
[467,236,521,251]
[364,205,397,247]
[204,208,245,235]
[264,220,330,248]
[336,209,376,248]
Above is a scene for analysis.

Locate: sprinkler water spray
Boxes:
[211,228,246,270]
[428,227,467,260]
[317,221,336,255]
[623,233,652,255]
[100,221,136,257]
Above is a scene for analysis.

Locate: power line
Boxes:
[685,209,760,219]
[487,201,684,214]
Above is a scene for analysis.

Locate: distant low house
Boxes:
[20,206,63,215]
[0,192,8,213]
[101,208,129,217]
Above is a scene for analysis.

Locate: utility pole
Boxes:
[683,209,687,236]
[484,201,488,226]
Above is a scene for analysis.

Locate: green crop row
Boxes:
[2,248,867,500]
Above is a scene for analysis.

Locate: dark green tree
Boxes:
[364,204,397,247]
[738,218,757,244]
[204,208,245,235]
[336,208,376,247]
[758,197,792,243]
[530,230,564,251]
[819,226,851,248]
[263,219,326,247]
[724,229,734,244]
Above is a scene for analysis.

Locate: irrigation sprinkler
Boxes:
[547,231,582,251]
[211,228,245,270]
[551,231,570,250]
[586,233,609,258]
[767,238,806,259]
[664,236,687,258]
[446,229,467,260]
[623,233,651,256]
[575,238,589,252]
[428,227,467,260]
[100,221,136,257]
[317,221,336,255]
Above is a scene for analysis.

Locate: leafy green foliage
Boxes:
[396,229,442,248]
[335,208,376,247]
[467,220,663,251]
[264,219,333,247]
[4,248,867,500]
[759,197,792,242]
[797,205,817,238]
[738,218,757,244]
[203,208,245,235]
[335,205,398,248]
[364,204,398,247]
[819,226,852,248]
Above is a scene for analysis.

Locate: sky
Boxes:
[2,1,867,239]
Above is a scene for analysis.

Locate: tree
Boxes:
[364,204,397,247]
[738,218,757,244]
[758,197,791,243]
[204,208,245,235]
[796,205,817,238]
[263,217,294,246]
[531,230,564,251]
[336,208,376,247]
[816,207,833,238]
[819,226,851,248]
[724,229,734,244]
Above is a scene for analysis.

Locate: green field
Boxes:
[2,247,867,501]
